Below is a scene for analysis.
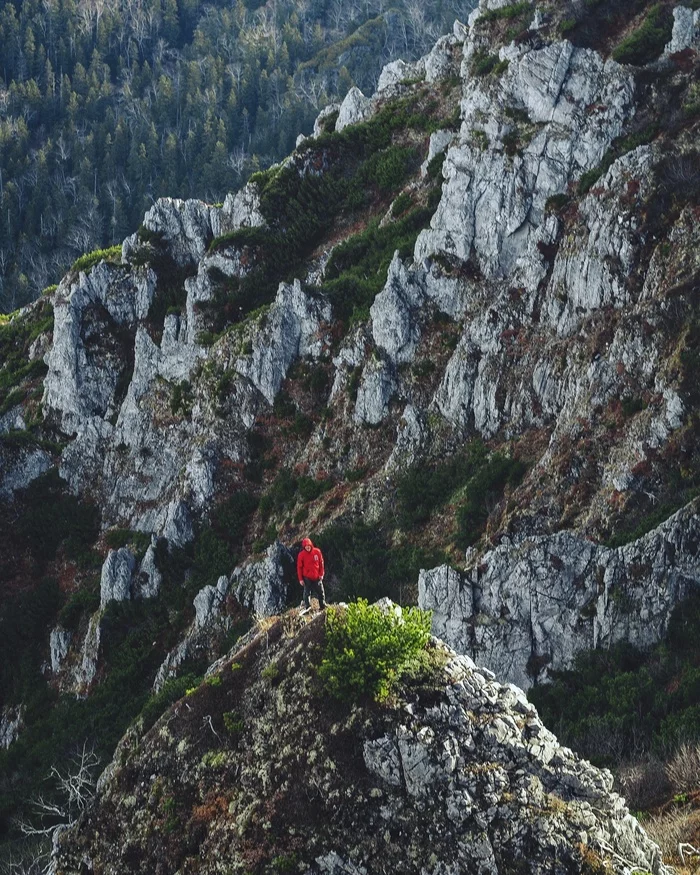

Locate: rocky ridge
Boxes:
[51,607,667,875]
[0,0,699,772]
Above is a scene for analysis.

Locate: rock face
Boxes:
[99,548,137,609]
[235,280,332,405]
[665,5,700,53]
[230,540,295,617]
[49,627,72,674]
[51,611,667,875]
[8,0,699,794]
[0,447,52,499]
[335,86,374,131]
[133,542,162,599]
[415,43,635,279]
[0,706,24,749]
[420,500,700,689]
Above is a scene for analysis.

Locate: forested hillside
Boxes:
[0,0,473,311]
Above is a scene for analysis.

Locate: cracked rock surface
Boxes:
[51,609,667,875]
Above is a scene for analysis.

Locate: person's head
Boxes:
[302,537,313,552]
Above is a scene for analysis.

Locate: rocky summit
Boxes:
[51,607,666,875]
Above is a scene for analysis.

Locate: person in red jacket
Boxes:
[297,537,326,611]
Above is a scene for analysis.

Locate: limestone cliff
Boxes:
[1,0,700,830]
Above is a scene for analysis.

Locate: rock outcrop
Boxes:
[51,610,667,875]
[100,548,137,609]
[420,500,700,689]
[230,541,294,617]
[0,706,24,749]
[0,446,52,499]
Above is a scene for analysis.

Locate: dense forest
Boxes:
[0,0,474,312]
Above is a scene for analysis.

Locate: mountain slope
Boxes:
[1,0,700,865]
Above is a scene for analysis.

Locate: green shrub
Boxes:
[395,440,525,545]
[362,145,419,192]
[472,51,499,76]
[105,529,151,554]
[391,192,413,217]
[57,580,100,630]
[621,396,645,417]
[0,300,53,411]
[455,454,527,548]
[71,245,122,274]
[322,205,436,323]
[223,710,245,736]
[545,193,570,213]
[612,4,673,66]
[170,380,193,416]
[481,1,531,22]
[530,594,700,766]
[319,599,432,702]
[605,491,700,548]
[426,152,447,180]
[139,673,202,732]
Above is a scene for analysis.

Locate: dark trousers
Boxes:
[302,576,326,609]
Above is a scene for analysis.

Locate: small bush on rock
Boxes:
[612,4,673,66]
[319,599,432,702]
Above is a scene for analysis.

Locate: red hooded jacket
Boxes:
[297,539,324,582]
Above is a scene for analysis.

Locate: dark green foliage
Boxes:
[170,380,193,416]
[0,577,61,706]
[192,89,448,332]
[0,301,53,411]
[211,491,259,547]
[471,51,500,77]
[57,581,100,631]
[322,205,437,324]
[544,193,570,213]
[139,673,203,732]
[395,440,526,547]
[143,242,196,333]
[605,492,700,548]
[70,246,122,274]
[530,595,700,765]
[361,145,420,192]
[391,192,413,218]
[105,529,152,553]
[0,590,188,836]
[426,152,446,181]
[578,125,659,195]
[319,599,432,702]
[208,225,269,256]
[621,396,645,417]
[15,469,101,564]
[315,521,445,604]
[612,4,673,65]
[259,469,332,521]
[455,454,527,548]
[480,1,531,22]
[188,490,259,598]
[502,130,520,157]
